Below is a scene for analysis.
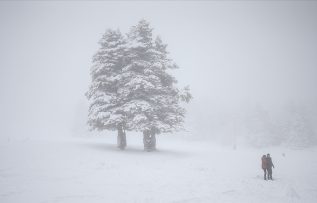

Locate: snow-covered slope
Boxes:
[1,135,316,202]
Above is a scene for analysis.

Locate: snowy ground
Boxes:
[1,134,317,203]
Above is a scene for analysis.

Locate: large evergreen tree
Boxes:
[87,20,192,152]
[86,29,128,150]
[122,20,192,151]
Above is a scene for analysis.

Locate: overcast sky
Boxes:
[1,1,317,138]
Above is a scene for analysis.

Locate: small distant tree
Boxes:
[122,20,192,151]
[86,29,128,150]
[283,104,316,148]
[245,104,281,147]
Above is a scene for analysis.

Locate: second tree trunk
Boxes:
[117,126,126,150]
[143,130,156,151]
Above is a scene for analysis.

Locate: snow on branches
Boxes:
[86,20,192,134]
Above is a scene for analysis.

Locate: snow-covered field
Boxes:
[1,135,317,203]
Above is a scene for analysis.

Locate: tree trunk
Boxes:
[117,126,126,150]
[143,130,156,152]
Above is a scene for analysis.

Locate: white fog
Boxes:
[1,1,317,202]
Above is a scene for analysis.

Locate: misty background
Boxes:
[1,1,317,148]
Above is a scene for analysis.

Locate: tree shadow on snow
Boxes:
[77,142,190,157]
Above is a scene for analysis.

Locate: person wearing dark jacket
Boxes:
[266,153,275,180]
[261,155,268,180]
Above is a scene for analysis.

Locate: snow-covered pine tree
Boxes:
[86,29,128,150]
[245,104,280,147]
[121,19,192,151]
[283,104,316,148]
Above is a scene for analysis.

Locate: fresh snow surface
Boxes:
[1,135,317,203]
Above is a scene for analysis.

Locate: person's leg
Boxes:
[268,168,272,180]
[263,169,267,180]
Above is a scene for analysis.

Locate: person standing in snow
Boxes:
[266,153,275,180]
[261,155,268,180]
